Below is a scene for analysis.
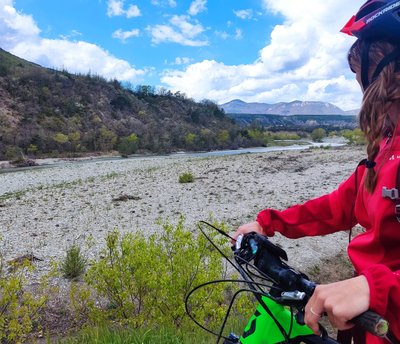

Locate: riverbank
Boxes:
[0,145,365,277]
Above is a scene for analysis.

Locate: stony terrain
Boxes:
[0,145,365,278]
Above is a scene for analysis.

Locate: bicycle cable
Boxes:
[189,221,299,344]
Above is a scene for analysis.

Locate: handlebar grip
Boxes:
[352,310,389,338]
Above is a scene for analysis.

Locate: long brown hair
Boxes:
[348,39,400,192]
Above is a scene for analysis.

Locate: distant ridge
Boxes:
[220,99,357,116]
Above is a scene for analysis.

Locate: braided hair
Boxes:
[348,39,400,192]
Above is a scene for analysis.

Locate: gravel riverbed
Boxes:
[0,145,365,279]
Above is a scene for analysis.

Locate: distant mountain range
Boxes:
[220,99,358,116]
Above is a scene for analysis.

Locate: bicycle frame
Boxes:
[238,295,315,344]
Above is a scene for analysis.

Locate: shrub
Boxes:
[341,128,366,145]
[117,133,138,157]
[61,244,87,280]
[0,256,47,343]
[179,172,194,183]
[310,128,327,142]
[83,217,229,329]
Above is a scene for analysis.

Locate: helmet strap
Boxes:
[371,46,400,82]
[361,40,371,90]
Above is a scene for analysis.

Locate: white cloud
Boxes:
[161,0,365,110]
[0,0,40,50]
[107,0,141,18]
[234,9,253,20]
[215,30,229,40]
[173,57,193,65]
[107,0,124,16]
[11,39,145,80]
[112,28,140,42]
[188,0,207,16]
[215,28,243,41]
[147,15,208,46]
[126,5,141,18]
[234,28,243,40]
[0,0,145,82]
[151,0,176,7]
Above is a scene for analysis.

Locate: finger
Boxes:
[305,307,322,335]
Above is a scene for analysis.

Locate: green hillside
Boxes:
[0,48,255,160]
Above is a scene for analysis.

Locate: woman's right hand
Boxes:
[231,221,264,244]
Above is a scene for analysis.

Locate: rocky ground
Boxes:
[0,145,365,277]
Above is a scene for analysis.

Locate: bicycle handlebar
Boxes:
[234,232,389,339]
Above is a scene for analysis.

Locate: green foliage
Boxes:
[247,128,268,145]
[0,256,47,343]
[53,132,69,144]
[4,146,22,160]
[61,244,87,280]
[184,133,197,147]
[59,324,215,344]
[310,127,327,142]
[178,172,194,183]
[269,131,301,140]
[217,129,230,145]
[27,144,38,155]
[68,131,81,142]
[0,48,280,158]
[97,127,117,151]
[117,133,138,157]
[341,128,366,145]
[83,218,228,329]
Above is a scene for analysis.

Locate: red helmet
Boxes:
[341,0,400,40]
[341,0,400,89]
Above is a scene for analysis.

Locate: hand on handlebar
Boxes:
[304,275,370,335]
[232,221,264,244]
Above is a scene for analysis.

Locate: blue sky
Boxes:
[1,0,365,110]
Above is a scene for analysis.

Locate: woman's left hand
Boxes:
[304,275,370,335]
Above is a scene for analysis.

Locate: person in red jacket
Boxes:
[233,1,400,343]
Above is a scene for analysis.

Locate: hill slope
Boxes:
[0,48,256,160]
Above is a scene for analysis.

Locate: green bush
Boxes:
[82,217,229,329]
[61,244,87,280]
[341,128,366,145]
[310,128,327,142]
[0,257,47,343]
[179,172,194,183]
[117,133,138,157]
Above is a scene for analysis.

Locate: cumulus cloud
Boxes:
[188,0,207,16]
[234,9,254,20]
[173,57,193,65]
[112,28,140,42]
[126,5,141,18]
[107,0,124,16]
[107,0,141,18]
[11,39,145,80]
[0,0,40,50]
[161,0,365,110]
[147,15,208,46]
[0,0,145,82]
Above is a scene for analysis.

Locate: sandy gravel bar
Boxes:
[0,145,365,277]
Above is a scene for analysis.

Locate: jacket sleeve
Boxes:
[361,265,400,320]
[256,164,365,239]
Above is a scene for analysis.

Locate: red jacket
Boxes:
[256,132,400,343]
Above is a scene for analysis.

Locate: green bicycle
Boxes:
[186,221,392,344]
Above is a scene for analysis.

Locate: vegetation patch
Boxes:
[60,244,87,280]
[179,172,194,183]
